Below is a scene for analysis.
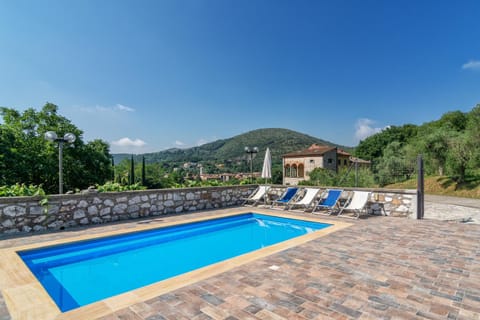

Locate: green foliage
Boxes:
[419,128,452,175]
[271,164,283,185]
[95,182,146,192]
[129,155,135,185]
[0,183,45,197]
[445,133,471,183]
[141,156,146,186]
[374,141,416,186]
[436,111,468,132]
[354,124,418,161]
[299,167,376,188]
[353,104,480,187]
[301,168,337,186]
[0,103,113,194]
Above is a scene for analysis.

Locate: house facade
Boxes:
[282,144,370,185]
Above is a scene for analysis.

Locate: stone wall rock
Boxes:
[0,185,417,234]
[265,185,416,217]
[0,186,255,234]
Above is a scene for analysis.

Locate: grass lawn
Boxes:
[387,175,480,199]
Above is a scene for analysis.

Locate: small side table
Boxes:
[368,202,387,216]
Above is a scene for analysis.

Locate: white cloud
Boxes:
[77,104,135,113]
[354,118,384,142]
[462,60,480,70]
[196,136,217,146]
[115,104,135,112]
[111,137,147,147]
[175,140,186,147]
[196,138,208,146]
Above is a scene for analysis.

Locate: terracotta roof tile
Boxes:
[282,144,339,158]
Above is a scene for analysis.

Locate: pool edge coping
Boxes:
[0,208,351,320]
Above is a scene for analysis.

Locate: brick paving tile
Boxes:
[228,309,261,320]
[457,308,480,320]
[199,305,230,320]
[144,315,167,320]
[127,302,156,319]
[2,208,480,319]
[105,309,144,320]
[429,302,458,316]
[223,295,252,310]
[190,313,214,320]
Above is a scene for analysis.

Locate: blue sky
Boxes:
[1,0,479,154]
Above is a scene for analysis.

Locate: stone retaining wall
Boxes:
[0,185,417,234]
[265,185,417,217]
[0,186,255,234]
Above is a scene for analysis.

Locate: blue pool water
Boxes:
[19,213,330,312]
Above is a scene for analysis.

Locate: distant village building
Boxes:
[199,172,260,182]
[182,162,198,169]
[282,144,371,185]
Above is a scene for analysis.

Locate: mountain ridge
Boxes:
[113,128,352,167]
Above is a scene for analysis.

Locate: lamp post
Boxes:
[244,146,258,183]
[45,131,76,194]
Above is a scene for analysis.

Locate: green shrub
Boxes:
[95,182,146,192]
[0,183,46,197]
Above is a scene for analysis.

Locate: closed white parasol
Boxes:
[261,147,272,183]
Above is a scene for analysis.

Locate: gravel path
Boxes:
[424,194,480,224]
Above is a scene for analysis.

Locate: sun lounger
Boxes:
[337,191,371,219]
[243,185,270,206]
[312,189,343,215]
[271,187,299,209]
[288,188,321,211]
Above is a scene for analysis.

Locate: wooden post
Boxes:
[417,155,424,219]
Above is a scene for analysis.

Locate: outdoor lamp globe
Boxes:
[64,133,76,143]
[45,131,58,142]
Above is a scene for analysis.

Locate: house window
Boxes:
[284,164,291,177]
[327,158,332,164]
[338,159,341,165]
[344,159,348,165]
[298,164,304,177]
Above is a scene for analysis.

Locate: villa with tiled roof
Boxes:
[282,144,371,185]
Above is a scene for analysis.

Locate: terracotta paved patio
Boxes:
[1,208,479,320]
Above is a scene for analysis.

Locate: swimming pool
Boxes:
[19,213,331,312]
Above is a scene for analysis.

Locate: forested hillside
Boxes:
[114,128,351,168]
[354,105,480,185]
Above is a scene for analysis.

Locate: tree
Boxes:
[354,124,418,161]
[465,104,480,167]
[0,126,17,185]
[375,142,414,186]
[271,164,283,185]
[303,168,337,186]
[74,139,114,189]
[0,103,113,193]
[446,133,471,183]
[129,155,135,185]
[141,156,146,186]
[421,128,452,176]
[436,111,468,132]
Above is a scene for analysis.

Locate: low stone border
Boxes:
[0,186,255,234]
[264,185,416,217]
[0,185,417,234]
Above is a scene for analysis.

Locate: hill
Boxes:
[113,128,351,168]
[387,176,480,198]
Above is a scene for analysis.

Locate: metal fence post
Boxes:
[417,155,424,219]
